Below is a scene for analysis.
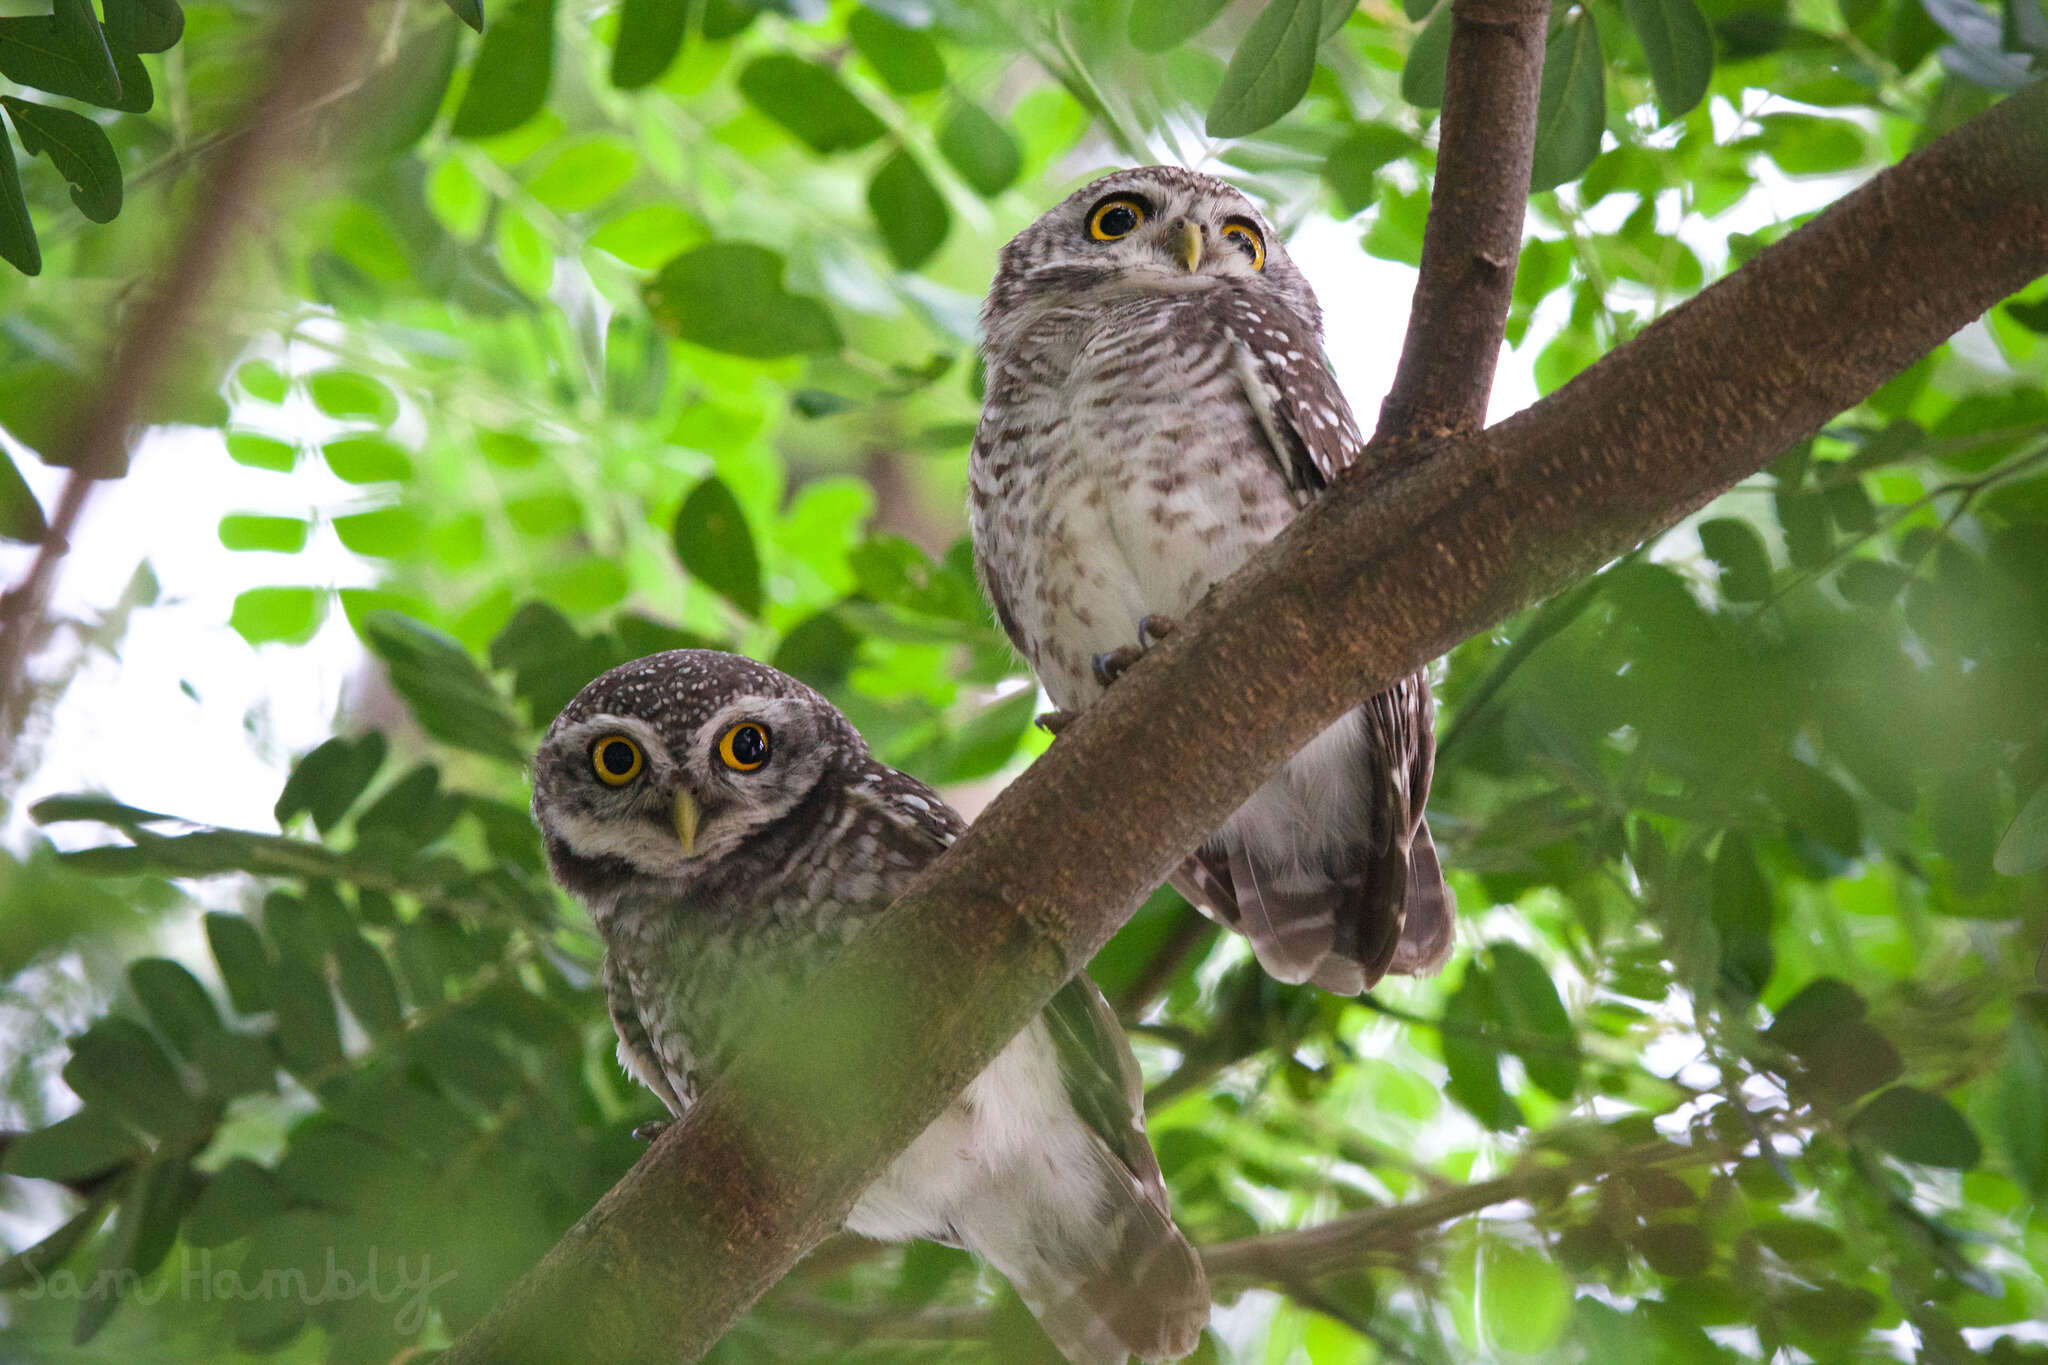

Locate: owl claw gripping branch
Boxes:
[970,166,1457,996]
[532,651,1209,1364]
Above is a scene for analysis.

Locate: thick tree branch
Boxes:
[0,0,373,746]
[1376,0,1550,439]
[441,85,2048,1365]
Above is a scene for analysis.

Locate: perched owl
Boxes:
[968,166,1455,995]
[531,650,1209,1364]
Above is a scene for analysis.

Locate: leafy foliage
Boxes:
[1,0,2046,1362]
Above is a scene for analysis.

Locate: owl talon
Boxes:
[1137,615,1179,649]
[1092,644,1145,689]
[632,1120,672,1143]
[1036,709,1079,735]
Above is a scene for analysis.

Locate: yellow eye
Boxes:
[1088,197,1146,241]
[1221,221,1265,271]
[718,722,770,772]
[591,735,644,786]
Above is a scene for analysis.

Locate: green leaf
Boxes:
[1400,2,1452,108]
[644,242,842,358]
[1997,999,2048,1197]
[271,960,343,1076]
[217,514,308,553]
[226,431,295,471]
[590,203,706,268]
[611,0,686,87]
[1444,970,1521,1129]
[101,0,183,53]
[0,1108,141,1182]
[524,134,637,212]
[451,0,556,138]
[439,0,484,32]
[359,611,524,762]
[0,18,151,112]
[1488,942,1581,1097]
[322,435,412,483]
[334,935,405,1038]
[0,129,40,276]
[229,586,325,645]
[63,1019,202,1138]
[204,913,271,1014]
[307,370,397,424]
[736,55,886,154]
[0,448,46,541]
[1322,123,1415,215]
[868,146,949,269]
[1129,0,1231,50]
[1709,831,1775,998]
[1207,0,1323,138]
[2,98,120,222]
[275,732,387,833]
[0,1203,110,1291]
[333,506,425,558]
[30,793,176,829]
[1697,517,1772,601]
[128,958,222,1057]
[51,0,119,105]
[1621,0,1712,116]
[1479,1239,1572,1353]
[356,764,464,851]
[673,476,763,617]
[937,103,1022,198]
[184,1157,286,1248]
[1995,782,2048,875]
[849,8,945,92]
[1529,8,1606,192]
[1854,1085,1981,1168]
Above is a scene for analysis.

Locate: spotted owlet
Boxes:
[968,166,1455,995]
[530,650,1208,1364]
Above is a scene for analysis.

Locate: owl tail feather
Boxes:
[1021,1206,1209,1364]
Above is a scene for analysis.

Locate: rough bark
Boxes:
[1376,0,1551,439]
[438,82,2048,1365]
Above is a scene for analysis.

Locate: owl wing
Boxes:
[1218,292,1368,497]
[1039,973,1173,1210]
[603,951,691,1116]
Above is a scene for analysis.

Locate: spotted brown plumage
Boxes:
[969,166,1456,994]
[531,650,1208,1363]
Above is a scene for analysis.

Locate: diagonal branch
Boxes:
[439,83,2048,1365]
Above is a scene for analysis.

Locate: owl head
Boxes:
[530,650,861,907]
[982,165,1321,346]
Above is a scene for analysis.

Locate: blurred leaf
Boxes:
[611,0,686,87]
[102,0,183,52]
[1207,0,1322,137]
[938,103,1021,197]
[0,17,151,112]
[2,97,121,221]
[184,1157,286,1248]
[736,54,886,153]
[272,961,343,1076]
[1621,0,1713,116]
[0,447,46,540]
[645,242,842,357]
[673,476,763,617]
[1530,8,1606,192]
[360,612,524,762]
[308,370,397,423]
[63,1018,203,1138]
[1130,0,1231,49]
[1997,999,2048,1197]
[868,146,949,269]
[1480,1239,1572,1352]
[1401,3,1452,107]
[1444,970,1521,1129]
[334,934,405,1038]
[1854,1085,1981,1168]
[217,513,308,553]
[1322,123,1415,215]
[275,732,388,834]
[0,122,41,275]
[452,0,556,137]
[1488,942,1581,1098]
[323,435,413,483]
[849,8,944,91]
[128,957,222,1056]
[0,1203,109,1291]
[205,913,271,1014]
[1995,782,2048,875]
[0,1108,141,1182]
[1697,518,1771,601]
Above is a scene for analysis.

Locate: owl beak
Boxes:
[1171,220,1202,273]
[671,788,700,856]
